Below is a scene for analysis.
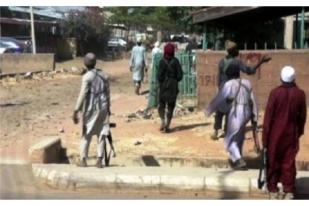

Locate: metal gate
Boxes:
[148,52,197,108]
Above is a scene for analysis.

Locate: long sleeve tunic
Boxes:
[130,45,147,81]
[75,68,110,136]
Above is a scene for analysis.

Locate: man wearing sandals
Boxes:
[212,40,271,140]
[73,53,111,168]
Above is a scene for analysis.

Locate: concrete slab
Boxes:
[29,137,62,164]
[32,164,309,194]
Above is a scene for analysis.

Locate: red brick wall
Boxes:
[196,49,309,110]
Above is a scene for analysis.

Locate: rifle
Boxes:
[104,123,117,166]
[252,122,261,154]
[258,148,268,190]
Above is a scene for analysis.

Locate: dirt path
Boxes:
[1,58,309,164]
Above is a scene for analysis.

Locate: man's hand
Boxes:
[261,55,271,63]
[72,111,79,124]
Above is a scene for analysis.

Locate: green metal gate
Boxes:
[148,52,197,108]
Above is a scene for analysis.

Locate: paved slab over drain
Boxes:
[32,164,309,194]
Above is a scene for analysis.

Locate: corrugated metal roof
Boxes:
[192,7,309,24]
[8,6,64,20]
[0,17,58,25]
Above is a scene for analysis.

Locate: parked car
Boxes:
[108,37,127,47]
[0,37,31,54]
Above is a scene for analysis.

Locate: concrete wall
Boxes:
[0,53,55,75]
[196,49,309,110]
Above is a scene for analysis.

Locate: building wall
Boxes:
[196,49,309,110]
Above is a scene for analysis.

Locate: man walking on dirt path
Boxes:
[211,40,271,140]
[206,60,258,170]
[129,37,147,95]
[262,66,307,200]
[157,42,183,133]
[73,52,111,168]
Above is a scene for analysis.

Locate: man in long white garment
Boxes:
[73,53,111,168]
[129,37,147,95]
[206,60,258,170]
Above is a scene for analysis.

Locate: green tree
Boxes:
[106,7,203,41]
[61,7,110,56]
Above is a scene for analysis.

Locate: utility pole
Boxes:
[30,6,36,54]
[202,24,208,50]
[300,7,305,49]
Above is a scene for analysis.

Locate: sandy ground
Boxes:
[1,58,309,164]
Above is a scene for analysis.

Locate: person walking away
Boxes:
[212,40,271,140]
[73,53,111,168]
[157,43,183,133]
[151,41,162,75]
[206,60,258,170]
[262,66,306,199]
[129,37,147,95]
[152,41,161,60]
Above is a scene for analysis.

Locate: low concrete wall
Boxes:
[196,49,309,110]
[29,137,62,164]
[0,53,55,75]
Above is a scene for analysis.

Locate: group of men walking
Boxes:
[72,38,306,199]
[206,40,306,199]
[129,38,183,132]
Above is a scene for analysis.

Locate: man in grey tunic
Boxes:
[206,61,258,170]
[129,37,147,95]
[73,53,111,168]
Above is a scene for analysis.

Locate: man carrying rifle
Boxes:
[262,66,307,199]
[206,61,258,170]
[73,52,111,168]
[211,40,271,140]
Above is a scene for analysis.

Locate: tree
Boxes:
[61,7,111,56]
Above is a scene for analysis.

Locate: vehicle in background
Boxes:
[108,37,127,48]
[0,37,31,54]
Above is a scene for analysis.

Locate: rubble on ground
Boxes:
[0,66,85,85]
[125,108,154,122]
[125,104,197,122]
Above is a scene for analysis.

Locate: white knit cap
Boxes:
[136,37,142,43]
[281,66,295,83]
[154,41,160,47]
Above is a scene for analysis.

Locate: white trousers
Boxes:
[224,106,250,162]
[80,133,106,159]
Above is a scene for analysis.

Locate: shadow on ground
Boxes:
[0,101,30,108]
[139,90,149,95]
[171,123,210,132]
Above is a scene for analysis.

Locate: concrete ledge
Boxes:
[31,164,309,194]
[29,137,62,164]
[67,154,309,171]
[0,53,55,75]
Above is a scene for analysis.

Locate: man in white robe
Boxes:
[151,41,161,68]
[206,60,258,170]
[129,37,147,95]
[73,53,111,168]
